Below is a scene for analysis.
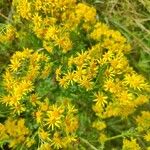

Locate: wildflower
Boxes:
[4,118,29,148]
[16,0,31,19]
[103,79,115,92]
[3,70,15,91]
[78,76,93,90]
[122,138,141,150]
[93,92,108,107]
[41,64,51,79]
[135,95,149,106]
[0,123,8,141]
[9,58,21,72]
[45,26,58,40]
[75,3,96,24]
[33,13,42,26]
[43,41,54,53]
[25,137,35,148]
[34,0,42,11]
[104,67,115,79]
[144,132,150,142]
[44,105,64,130]
[92,121,106,131]
[11,103,26,114]
[74,67,86,81]
[58,76,69,88]
[35,110,43,124]
[74,51,90,67]
[90,22,109,40]
[123,73,149,91]
[39,129,51,142]
[56,66,62,80]
[117,90,133,103]
[38,143,52,150]
[64,114,78,133]
[30,93,40,106]
[136,111,150,131]
[55,36,72,53]
[99,133,107,143]
[64,71,75,85]
[63,135,77,147]
[51,132,63,149]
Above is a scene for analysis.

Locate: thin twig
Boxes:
[0,12,9,20]
[80,137,98,150]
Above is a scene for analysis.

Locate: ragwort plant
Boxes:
[0,0,150,149]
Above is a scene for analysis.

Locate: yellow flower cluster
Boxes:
[1,48,51,114]
[0,25,16,43]
[0,118,29,149]
[0,0,149,149]
[0,48,78,149]
[136,111,150,132]
[34,100,78,150]
[122,138,141,150]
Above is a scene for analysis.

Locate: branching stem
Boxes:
[80,137,98,150]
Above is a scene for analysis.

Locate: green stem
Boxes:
[106,129,138,142]
[105,134,124,141]
[80,137,98,150]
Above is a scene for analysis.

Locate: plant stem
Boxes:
[80,137,98,150]
[0,13,9,20]
[105,134,124,141]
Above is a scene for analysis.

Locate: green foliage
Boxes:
[0,0,150,150]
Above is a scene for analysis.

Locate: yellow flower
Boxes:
[122,138,141,150]
[16,0,31,19]
[117,90,133,103]
[78,76,93,91]
[136,111,150,131]
[74,67,86,81]
[144,132,150,142]
[63,135,77,147]
[93,92,108,107]
[64,71,75,85]
[41,64,51,79]
[104,67,115,79]
[135,95,149,106]
[58,76,69,88]
[0,123,8,141]
[39,143,52,150]
[92,121,106,131]
[12,103,26,114]
[44,105,64,130]
[25,137,35,148]
[4,118,29,148]
[99,133,107,143]
[39,129,51,141]
[34,0,42,11]
[55,36,72,53]
[74,51,90,67]
[90,22,109,40]
[75,3,96,24]
[30,93,40,106]
[14,80,34,96]
[123,73,149,91]
[35,110,43,123]
[43,41,54,53]
[9,58,21,72]
[55,66,62,81]
[51,132,63,149]
[3,70,15,91]
[32,13,42,27]
[45,26,58,40]
[64,114,78,133]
